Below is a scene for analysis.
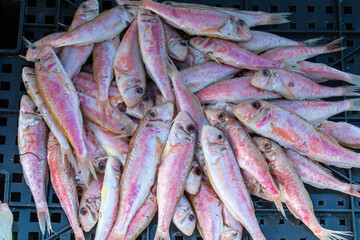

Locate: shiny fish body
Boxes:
[18,95,51,235]
[50,5,137,47]
[0,202,13,240]
[138,10,174,103]
[172,195,196,236]
[114,19,146,108]
[155,112,196,239]
[184,161,202,195]
[108,103,174,239]
[47,132,84,240]
[35,46,95,185]
[95,157,122,240]
[201,125,265,240]
[233,100,360,168]
[164,23,188,61]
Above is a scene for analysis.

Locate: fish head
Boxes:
[25,42,43,62]
[205,108,233,130]
[35,47,60,73]
[79,193,101,232]
[0,202,13,222]
[77,0,99,21]
[220,228,242,240]
[252,136,279,164]
[173,111,196,141]
[168,39,189,61]
[22,67,36,84]
[121,5,138,21]
[251,69,278,90]
[189,37,215,53]
[145,102,174,124]
[201,125,230,155]
[124,79,146,109]
[173,198,196,236]
[220,18,252,42]
[93,158,107,174]
[232,100,273,127]
[20,95,40,116]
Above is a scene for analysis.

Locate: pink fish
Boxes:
[164,23,188,61]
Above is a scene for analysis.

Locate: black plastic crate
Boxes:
[1,0,360,239]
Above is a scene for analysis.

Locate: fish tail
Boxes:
[272,195,286,219]
[78,153,98,186]
[165,55,182,81]
[315,228,352,240]
[268,13,291,25]
[283,62,303,73]
[154,229,170,240]
[36,203,52,235]
[301,37,324,46]
[341,86,360,97]
[349,98,360,111]
[22,36,32,48]
[346,183,360,198]
[74,228,85,240]
[345,73,360,86]
[63,147,78,171]
[324,37,346,54]
[97,96,112,124]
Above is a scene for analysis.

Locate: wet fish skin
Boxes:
[174,45,210,70]
[120,94,155,119]
[184,161,202,195]
[138,10,174,104]
[155,112,196,240]
[18,95,51,235]
[47,132,84,240]
[233,100,360,168]
[79,175,104,232]
[201,125,266,240]
[108,103,174,239]
[164,23,188,61]
[172,195,196,237]
[0,202,13,240]
[35,46,96,186]
[94,157,122,240]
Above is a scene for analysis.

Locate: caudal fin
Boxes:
[36,204,52,235]
[345,73,360,86]
[154,229,170,240]
[273,195,286,219]
[315,228,352,240]
[97,97,112,124]
[63,147,78,172]
[284,62,303,73]
[341,86,360,97]
[349,98,360,111]
[346,183,360,198]
[324,37,346,54]
[302,37,324,46]
[78,154,98,186]
[165,56,182,82]
[268,13,291,25]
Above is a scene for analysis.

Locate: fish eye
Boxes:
[218,134,223,140]
[148,110,157,117]
[80,207,87,215]
[31,45,37,50]
[262,69,270,77]
[264,141,271,149]
[194,167,201,176]
[136,87,144,94]
[98,161,106,170]
[188,214,195,221]
[81,4,87,9]
[33,106,38,113]
[187,124,195,133]
[239,20,245,26]
[252,101,261,110]
[180,41,187,47]
[218,112,224,119]
[143,95,150,101]
[77,187,83,195]
[36,58,41,63]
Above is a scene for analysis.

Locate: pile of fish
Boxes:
[16,0,360,239]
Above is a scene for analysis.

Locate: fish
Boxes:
[205,108,284,216]
[164,23,188,61]
[163,1,290,27]
[138,10,174,103]
[93,37,119,119]
[77,92,135,136]
[72,72,123,109]
[59,0,99,79]
[201,125,266,240]
[172,195,196,236]
[79,175,104,232]
[317,121,360,149]
[0,202,13,240]
[261,38,344,63]
[189,37,295,70]
[237,31,320,53]
[196,77,281,104]
[298,61,360,86]
[187,178,223,240]
[18,95,51,235]
[125,185,158,240]
[253,137,351,240]
[155,112,196,240]
[270,99,360,124]
[222,205,243,239]
[133,0,252,41]
[174,45,210,69]
[25,32,65,62]
[232,100,360,168]
[82,124,107,174]
[180,61,241,93]
[94,157,122,240]
[108,103,174,239]
[206,102,235,117]
[35,46,96,185]
[286,149,360,198]
[241,169,273,201]
[118,94,155,119]
[251,69,360,99]
[184,161,202,195]
[47,132,84,240]
[85,120,128,166]
[49,5,137,47]
[114,19,146,108]
[22,67,78,179]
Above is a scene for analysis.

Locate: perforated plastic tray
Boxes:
[1,0,360,239]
